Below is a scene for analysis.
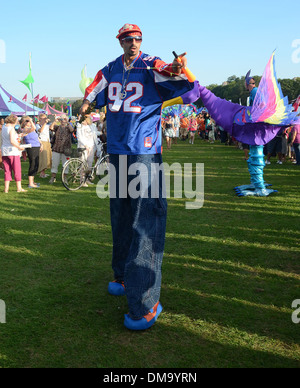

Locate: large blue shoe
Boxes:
[108,281,126,296]
[124,302,163,330]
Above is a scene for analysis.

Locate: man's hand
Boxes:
[79,101,96,123]
[172,52,187,75]
[79,100,91,115]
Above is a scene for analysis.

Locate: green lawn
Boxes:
[0,139,299,368]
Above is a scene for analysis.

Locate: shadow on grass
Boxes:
[0,143,299,368]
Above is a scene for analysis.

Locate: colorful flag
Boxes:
[66,99,72,118]
[293,95,300,112]
[20,53,34,93]
[79,65,94,95]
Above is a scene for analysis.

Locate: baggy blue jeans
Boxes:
[109,153,167,319]
[293,143,300,164]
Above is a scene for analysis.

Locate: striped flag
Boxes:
[66,99,72,117]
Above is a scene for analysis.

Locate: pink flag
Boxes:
[22,94,27,102]
[33,94,40,103]
[40,95,48,103]
[293,95,300,112]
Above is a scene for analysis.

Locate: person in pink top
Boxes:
[290,124,300,165]
[1,115,26,193]
[0,118,4,170]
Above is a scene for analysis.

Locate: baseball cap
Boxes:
[116,23,142,40]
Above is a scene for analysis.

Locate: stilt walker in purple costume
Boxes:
[234,70,276,197]
[196,52,300,196]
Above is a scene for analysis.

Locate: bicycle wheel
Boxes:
[62,158,88,191]
[96,154,110,179]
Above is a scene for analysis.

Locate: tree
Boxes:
[72,99,84,117]
[279,78,300,102]
[227,75,238,83]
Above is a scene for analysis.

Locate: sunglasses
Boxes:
[122,36,142,43]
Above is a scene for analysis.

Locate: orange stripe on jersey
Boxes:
[153,59,179,77]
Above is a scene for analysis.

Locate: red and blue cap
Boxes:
[116,24,142,40]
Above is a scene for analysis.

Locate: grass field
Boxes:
[0,139,299,368]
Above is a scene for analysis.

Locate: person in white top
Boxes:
[1,115,26,193]
[96,112,106,134]
[36,113,53,178]
[76,116,99,185]
[173,114,180,144]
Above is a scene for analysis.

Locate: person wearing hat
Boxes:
[243,70,271,194]
[245,70,258,107]
[246,71,284,165]
[80,23,198,330]
[242,71,259,159]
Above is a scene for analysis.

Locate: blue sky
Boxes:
[0,0,299,99]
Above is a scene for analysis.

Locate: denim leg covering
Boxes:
[109,154,167,319]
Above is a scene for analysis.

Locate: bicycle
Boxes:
[62,143,109,191]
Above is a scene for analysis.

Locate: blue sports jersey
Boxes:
[85,52,195,155]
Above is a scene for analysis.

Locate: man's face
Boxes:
[120,36,142,58]
[246,79,256,92]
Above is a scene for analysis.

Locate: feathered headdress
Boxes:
[245,70,253,86]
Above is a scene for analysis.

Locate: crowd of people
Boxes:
[160,111,300,164]
[161,111,218,149]
[0,112,107,193]
[0,109,299,193]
